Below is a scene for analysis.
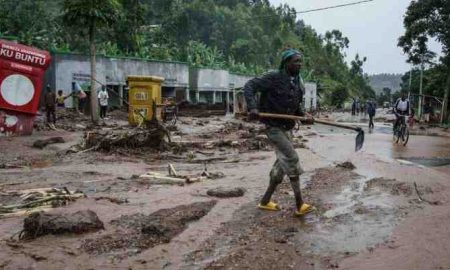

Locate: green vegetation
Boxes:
[398,0,450,122]
[0,0,376,107]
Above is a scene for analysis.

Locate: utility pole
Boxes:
[418,56,424,120]
[408,68,412,106]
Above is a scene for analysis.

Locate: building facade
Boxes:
[44,52,189,108]
[44,52,316,113]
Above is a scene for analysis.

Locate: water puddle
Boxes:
[297,176,404,257]
[400,157,450,167]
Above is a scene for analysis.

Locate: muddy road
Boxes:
[0,113,449,270]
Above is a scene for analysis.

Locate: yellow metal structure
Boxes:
[127,75,164,125]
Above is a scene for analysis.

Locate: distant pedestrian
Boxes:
[56,90,72,108]
[98,86,109,119]
[44,85,56,125]
[367,101,376,129]
[76,87,87,114]
[409,107,415,128]
[423,102,432,123]
[351,98,356,115]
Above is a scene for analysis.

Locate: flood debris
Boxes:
[32,137,65,149]
[34,108,92,132]
[364,178,413,196]
[93,196,129,204]
[336,161,356,170]
[139,164,225,185]
[83,201,216,256]
[413,182,441,205]
[0,188,85,217]
[20,210,104,239]
[83,123,169,152]
[206,187,246,198]
[139,172,188,185]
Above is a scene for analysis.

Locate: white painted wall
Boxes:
[304,82,317,111]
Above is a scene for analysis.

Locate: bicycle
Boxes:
[393,115,410,146]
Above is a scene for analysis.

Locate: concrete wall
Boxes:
[53,53,105,108]
[304,82,317,111]
[46,53,254,108]
[46,53,189,108]
[189,68,229,92]
[103,57,189,88]
[229,73,253,90]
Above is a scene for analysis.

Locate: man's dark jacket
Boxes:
[244,71,304,130]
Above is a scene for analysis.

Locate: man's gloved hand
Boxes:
[248,108,259,121]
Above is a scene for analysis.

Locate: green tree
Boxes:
[62,0,121,123]
[377,87,392,106]
[330,85,349,108]
[398,0,450,123]
[0,0,64,49]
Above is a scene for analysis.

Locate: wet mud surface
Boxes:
[83,201,217,259]
[0,113,449,269]
[186,165,427,270]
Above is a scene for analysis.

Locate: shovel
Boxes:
[257,112,365,152]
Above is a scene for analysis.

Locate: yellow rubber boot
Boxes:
[257,201,280,211]
[295,203,314,216]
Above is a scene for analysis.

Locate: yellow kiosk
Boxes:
[126,75,164,125]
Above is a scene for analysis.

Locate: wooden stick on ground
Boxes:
[414,182,440,205]
[0,194,85,211]
[139,173,186,185]
[168,164,178,176]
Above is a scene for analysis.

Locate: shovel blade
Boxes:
[355,129,365,152]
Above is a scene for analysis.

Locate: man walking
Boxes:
[44,85,56,127]
[244,48,313,216]
[351,98,356,115]
[367,101,376,129]
[98,86,109,119]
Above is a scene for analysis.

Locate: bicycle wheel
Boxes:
[393,127,400,143]
[401,127,409,146]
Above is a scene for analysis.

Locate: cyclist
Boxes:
[393,93,410,132]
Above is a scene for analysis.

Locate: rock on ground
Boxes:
[336,161,356,170]
[207,187,246,198]
[32,137,65,149]
[21,210,104,239]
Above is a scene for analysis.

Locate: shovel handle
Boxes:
[257,112,361,132]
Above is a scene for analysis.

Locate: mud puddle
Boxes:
[400,157,450,167]
[186,165,425,269]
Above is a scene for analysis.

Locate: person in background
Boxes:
[423,102,432,123]
[393,93,410,131]
[44,85,56,125]
[367,101,376,129]
[351,98,356,115]
[73,83,88,115]
[98,86,109,119]
[56,90,72,109]
[409,107,415,128]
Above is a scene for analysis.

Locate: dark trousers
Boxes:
[100,106,107,118]
[46,106,56,124]
[369,115,374,129]
[261,127,304,208]
[78,98,86,113]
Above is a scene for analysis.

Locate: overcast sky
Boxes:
[269,0,443,75]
